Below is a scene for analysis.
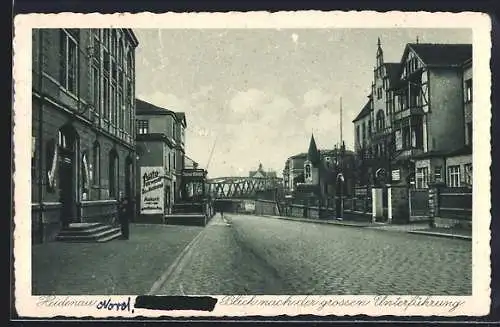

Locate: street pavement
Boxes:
[154,213,472,296]
[32,224,203,295]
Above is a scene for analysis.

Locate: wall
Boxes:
[428,68,466,152]
[389,185,409,223]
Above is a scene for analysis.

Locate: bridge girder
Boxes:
[206,176,281,199]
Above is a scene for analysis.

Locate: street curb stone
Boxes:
[408,230,472,241]
[261,214,471,241]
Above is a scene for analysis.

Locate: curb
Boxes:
[262,215,472,240]
[147,228,205,295]
[265,215,372,228]
[408,230,472,241]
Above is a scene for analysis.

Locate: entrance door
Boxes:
[59,153,75,227]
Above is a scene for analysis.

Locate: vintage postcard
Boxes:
[13,11,491,318]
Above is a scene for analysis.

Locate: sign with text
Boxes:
[140,166,165,215]
[182,169,206,178]
[392,169,401,181]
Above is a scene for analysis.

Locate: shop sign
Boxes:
[392,169,401,181]
[140,166,165,215]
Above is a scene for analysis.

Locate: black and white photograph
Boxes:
[13,11,491,318]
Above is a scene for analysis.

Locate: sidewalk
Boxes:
[262,214,472,240]
[32,223,204,295]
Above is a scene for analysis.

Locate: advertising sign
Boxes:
[140,166,165,215]
[392,169,401,181]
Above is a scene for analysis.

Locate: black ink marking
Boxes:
[96,297,132,312]
[134,296,217,312]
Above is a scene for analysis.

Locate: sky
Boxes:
[133,28,471,178]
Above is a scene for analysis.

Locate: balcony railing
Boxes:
[393,106,425,121]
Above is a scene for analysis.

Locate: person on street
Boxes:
[220,207,224,219]
[119,197,131,240]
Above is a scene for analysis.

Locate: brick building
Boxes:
[135,99,187,221]
[32,29,139,242]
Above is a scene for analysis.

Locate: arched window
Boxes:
[127,52,133,78]
[81,151,89,200]
[46,139,57,193]
[376,110,385,132]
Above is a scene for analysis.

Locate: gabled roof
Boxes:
[352,99,372,123]
[136,98,175,116]
[405,43,472,67]
[289,152,308,160]
[307,134,321,165]
[175,112,187,127]
[384,63,401,87]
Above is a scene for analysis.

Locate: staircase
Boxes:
[56,223,122,243]
[166,201,208,226]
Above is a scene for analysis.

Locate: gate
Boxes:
[409,188,430,222]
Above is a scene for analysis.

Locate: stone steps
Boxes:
[56,223,122,243]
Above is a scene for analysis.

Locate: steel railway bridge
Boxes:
[204,176,281,199]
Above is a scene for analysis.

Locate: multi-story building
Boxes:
[31,28,138,242]
[353,40,472,190]
[135,99,187,220]
[413,56,473,188]
[353,39,400,187]
[391,43,472,188]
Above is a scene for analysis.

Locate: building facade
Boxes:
[353,39,400,187]
[353,40,472,190]
[283,135,356,200]
[32,28,139,242]
[392,43,472,188]
[135,99,186,221]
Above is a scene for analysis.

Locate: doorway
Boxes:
[57,125,78,228]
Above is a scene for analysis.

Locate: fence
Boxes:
[436,187,472,227]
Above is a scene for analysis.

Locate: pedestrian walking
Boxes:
[119,196,131,240]
[220,207,224,219]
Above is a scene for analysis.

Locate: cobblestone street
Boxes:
[155,214,472,296]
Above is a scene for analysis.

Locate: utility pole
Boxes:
[340,97,343,149]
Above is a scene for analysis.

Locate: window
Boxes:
[136,119,149,134]
[103,76,110,122]
[464,163,472,186]
[325,157,331,168]
[416,167,429,189]
[91,65,100,113]
[362,123,366,143]
[377,87,382,99]
[356,126,360,145]
[368,121,372,136]
[434,166,442,183]
[45,139,57,193]
[376,110,385,132]
[173,152,176,170]
[447,165,461,188]
[92,142,100,186]
[465,78,473,103]
[111,83,116,127]
[81,152,89,200]
[59,30,79,94]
